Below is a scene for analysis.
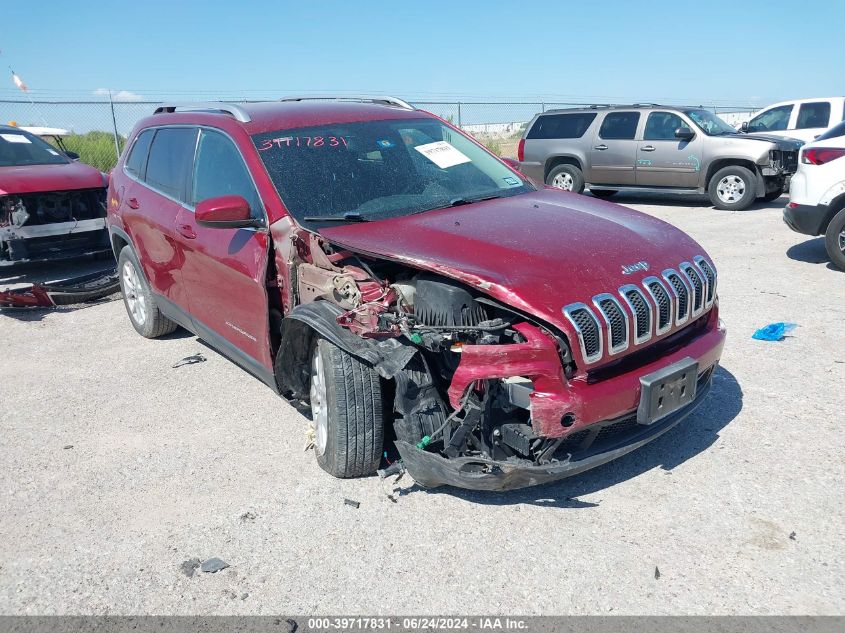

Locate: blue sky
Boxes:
[0,0,840,106]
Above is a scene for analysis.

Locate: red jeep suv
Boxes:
[107,97,726,490]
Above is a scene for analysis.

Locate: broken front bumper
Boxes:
[396,376,713,491]
[0,269,119,308]
[0,219,110,266]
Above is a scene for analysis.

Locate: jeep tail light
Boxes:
[517,138,525,162]
[802,148,845,165]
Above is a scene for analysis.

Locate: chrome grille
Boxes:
[663,269,690,326]
[563,303,602,363]
[620,285,651,344]
[694,256,717,307]
[644,277,673,335]
[562,256,716,365]
[680,262,704,316]
[593,294,629,354]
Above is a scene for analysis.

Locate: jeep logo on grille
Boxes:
[621,261,650,275]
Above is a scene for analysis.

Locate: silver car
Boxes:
[517,104,802,210]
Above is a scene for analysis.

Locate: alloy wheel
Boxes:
[122,261,147,326]
[310,347,329,456]
[716,175,746,204]
[552,172,574,191]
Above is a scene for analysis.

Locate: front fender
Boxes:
[275,301,416,399]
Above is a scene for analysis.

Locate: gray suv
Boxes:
[517,104,802,210]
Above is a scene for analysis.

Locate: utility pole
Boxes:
[108,90,121,161]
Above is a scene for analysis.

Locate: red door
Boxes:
[124,127,198,313]
[176,129,273,372]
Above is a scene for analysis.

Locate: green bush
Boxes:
[50,131,125,172]
[483,138,502,156]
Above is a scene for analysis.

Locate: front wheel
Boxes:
[309,338,384,478]
[546,164,585,193]
[824,207,845,271]
[708,165,757,210]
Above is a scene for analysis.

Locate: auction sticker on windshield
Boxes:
[414,141,471,168]
[1,133,32,143]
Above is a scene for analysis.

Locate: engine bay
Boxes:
[280,230,587,473]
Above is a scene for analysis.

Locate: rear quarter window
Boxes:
[526,113,597,139]
[144,128,198,201]
[124,129,154,178]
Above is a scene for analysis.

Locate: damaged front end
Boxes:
[275,230,724,491]
[0,189,110,266]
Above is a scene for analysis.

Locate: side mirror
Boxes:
[64,151,80,160]
[674,127,695,141]
[195,195,261,229]
[740,121,749,133]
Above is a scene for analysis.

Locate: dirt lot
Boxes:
[1,194,844,615]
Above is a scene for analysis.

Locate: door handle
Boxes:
[594,144,608,150]
[176,223,196,240]
[127,198,140,209]
[641,145,656,152]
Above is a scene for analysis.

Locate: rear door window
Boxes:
[796,102,831,129]
[145,127,198,201]
[747,104,792,132]
[598,112,640,140]
[191,129,263,219]
[124,129,154,179]
[527,113,597,139]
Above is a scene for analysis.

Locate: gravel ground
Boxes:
[1,194,843,615]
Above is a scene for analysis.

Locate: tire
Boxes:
[309,338,384,478]
[824,207,845,271]
[117,246,178,338]
[708,165,757,210]
[590,189,618,199]
[761,190,783,203]
[546,164,585,193]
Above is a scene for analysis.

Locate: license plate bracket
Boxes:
[637,357,699,425]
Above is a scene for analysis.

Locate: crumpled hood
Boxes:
[733,133,804,150]
[318,189,709,334]
[0,161,106,196]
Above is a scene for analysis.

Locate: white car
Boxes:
[742,97,845,144]
[783,120,845,270]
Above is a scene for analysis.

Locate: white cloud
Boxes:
[93,88,143,102]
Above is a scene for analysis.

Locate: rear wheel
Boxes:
[708,165,757,210]
[309,338,384,478]
[590,189,618,199]
[824,207,845,271]
[546,164,585,193]
[117,246,177,338]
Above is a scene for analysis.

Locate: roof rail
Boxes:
[279,95,414,110]
[544,105,612,113]
[153,103,251,123]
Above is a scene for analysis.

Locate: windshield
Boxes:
[253,117,532,227]
[683,109,737,136]
[0,129,70,167]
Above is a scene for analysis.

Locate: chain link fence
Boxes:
[1,99,758,171]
